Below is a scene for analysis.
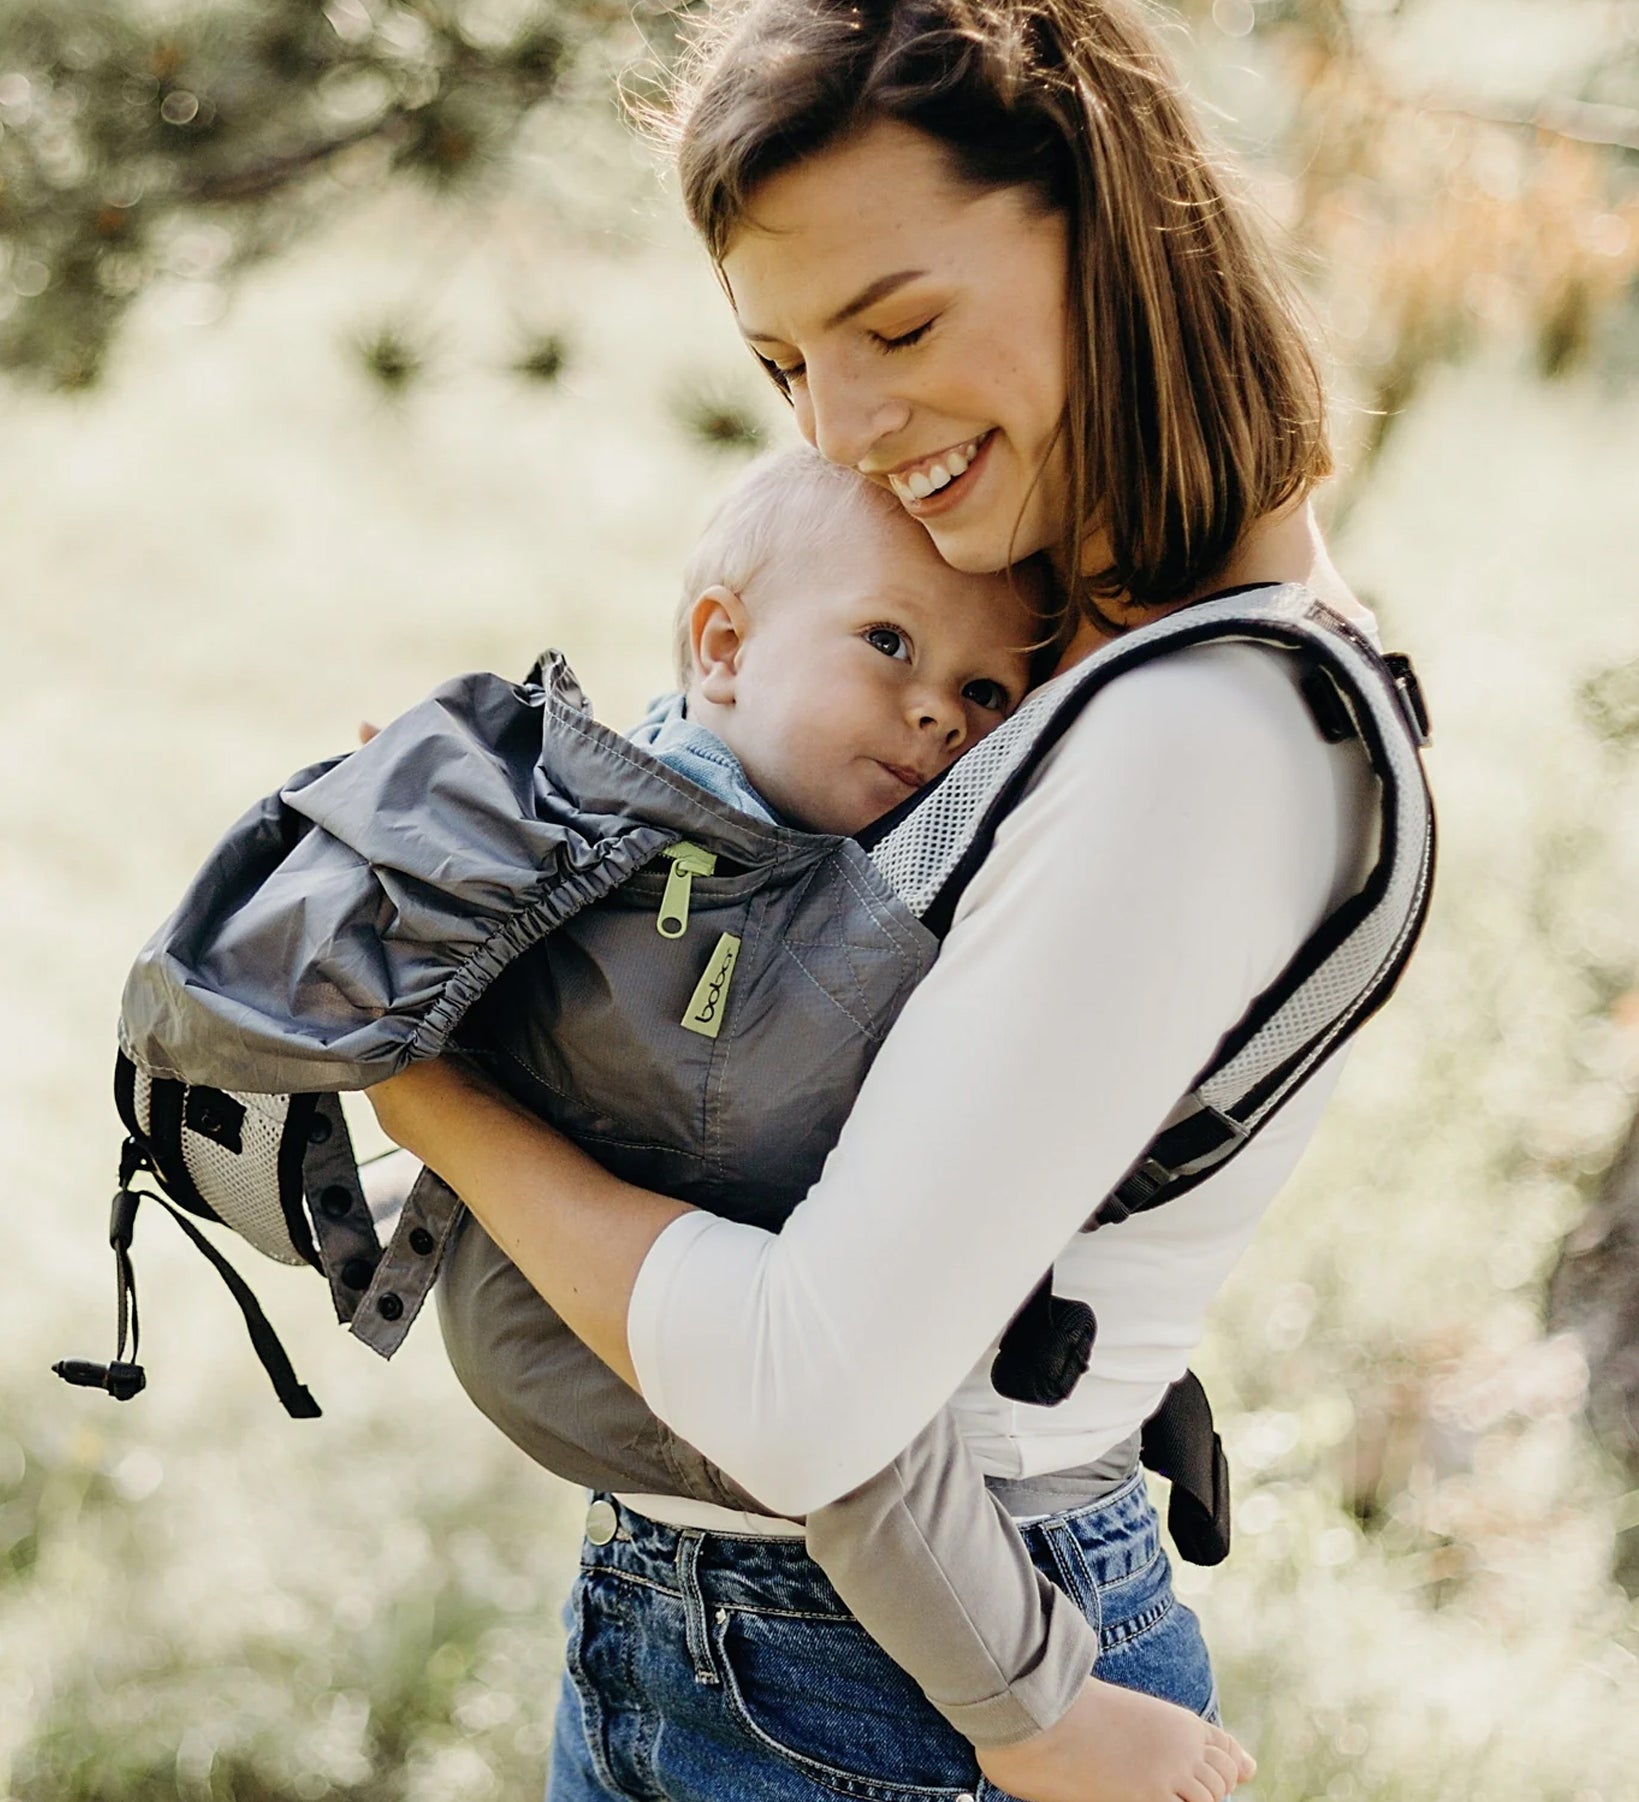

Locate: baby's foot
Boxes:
[975,1673,1255,1802]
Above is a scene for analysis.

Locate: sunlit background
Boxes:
[3,2,1638,1797]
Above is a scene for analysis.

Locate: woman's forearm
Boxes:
[366,1056,693,1387]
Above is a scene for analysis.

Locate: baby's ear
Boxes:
[690,586,749,705]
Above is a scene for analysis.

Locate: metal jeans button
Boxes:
[585,1498,619,1546]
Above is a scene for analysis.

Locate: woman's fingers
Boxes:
[358,720,381,744]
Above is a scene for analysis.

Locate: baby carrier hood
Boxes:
[120,654,832,1096]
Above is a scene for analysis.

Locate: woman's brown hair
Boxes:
[659,0,1332,627]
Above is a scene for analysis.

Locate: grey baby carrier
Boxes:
[59,583,1435,1565]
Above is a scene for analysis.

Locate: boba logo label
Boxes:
[681,933,741,1041]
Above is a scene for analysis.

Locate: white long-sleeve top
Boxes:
[628,636,1379,1518]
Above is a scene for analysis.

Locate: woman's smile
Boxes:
[877,430,995,516]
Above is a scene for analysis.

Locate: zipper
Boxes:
[657,841,717,939]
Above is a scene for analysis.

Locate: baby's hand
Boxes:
[975,1675,1254,1802]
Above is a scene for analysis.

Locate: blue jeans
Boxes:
[547,1469,1219,1801]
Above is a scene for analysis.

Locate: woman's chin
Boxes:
[920,515,1038,576]
[915,478,1059,575]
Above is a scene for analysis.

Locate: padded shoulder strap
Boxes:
[864,584,1437,1221]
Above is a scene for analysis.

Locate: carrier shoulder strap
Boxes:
[861,585,1435,1566]
[863,583,1436,1223]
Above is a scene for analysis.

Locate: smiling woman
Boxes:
[724,132,1074,575]
[370,3,1414,1801]
[675,0,1333,621]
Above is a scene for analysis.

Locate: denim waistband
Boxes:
[986,1432,1142,1520]
[581,1466,1157,1618]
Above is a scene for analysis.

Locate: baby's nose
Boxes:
[915,695,967,751]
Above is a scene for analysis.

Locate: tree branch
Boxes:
[182,114,410,204]
[1421,92,1639,156]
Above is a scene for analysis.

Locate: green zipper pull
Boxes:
[657,841,717,939]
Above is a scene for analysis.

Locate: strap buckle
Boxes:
[1087,1158,1170,1231]
[1384,653,1431,748]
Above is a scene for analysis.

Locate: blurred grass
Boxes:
[3,77,1639,1802]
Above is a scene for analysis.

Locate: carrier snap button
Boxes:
[319,1185,352,1220]
[408,1227,436,1256]
[376,1292,404,1322]
[339,1256,373,1292]
[308,1114,333,1145]
[585,1499,619,1546]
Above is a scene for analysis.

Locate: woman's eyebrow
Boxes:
[739,269,929,344]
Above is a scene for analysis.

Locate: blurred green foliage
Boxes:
[670,383,765,452]
[0,0,634,390]
[355,318,427,392]
[3,0,1637,441]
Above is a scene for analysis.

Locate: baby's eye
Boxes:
[865,626,911,660]
[963,678,1011,714]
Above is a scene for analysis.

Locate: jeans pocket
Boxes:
[1093,1560,1217,1721]
[559,1572,627,1799]
[714,1606,985,1801]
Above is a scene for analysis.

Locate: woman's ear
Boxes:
[689,585,750,705]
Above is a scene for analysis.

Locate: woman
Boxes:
[372,0,1384,1796]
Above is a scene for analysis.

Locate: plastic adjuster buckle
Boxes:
[1384,653,1431,748]
[1087,1157,1170,1232]
[1199,1101,1251,1150]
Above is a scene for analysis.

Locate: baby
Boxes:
[443,444,1254,1802]
[635,441,1039,835]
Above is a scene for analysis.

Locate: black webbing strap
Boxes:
[55,1141,153,1402]
[112,1179,140,1369]
[1100,1102,1250,1223]
[1140,1371,1231,1566]
[144,1188,322,1418]
[55,1140,320,1420]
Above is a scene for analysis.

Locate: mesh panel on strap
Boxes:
[867,665,1080,915]
[130,1067,309,1266]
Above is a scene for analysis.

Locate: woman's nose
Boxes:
[797,359,910,469]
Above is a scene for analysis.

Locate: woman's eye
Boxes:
[963,678,1010,713]
[875,319,936,353]
[756,354,806,391]
[865,627,911,660]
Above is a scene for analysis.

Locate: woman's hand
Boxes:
[365,1055,694,1388]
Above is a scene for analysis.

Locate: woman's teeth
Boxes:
[889,438,983,504]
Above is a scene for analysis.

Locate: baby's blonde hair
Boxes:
[673,443,903,684]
